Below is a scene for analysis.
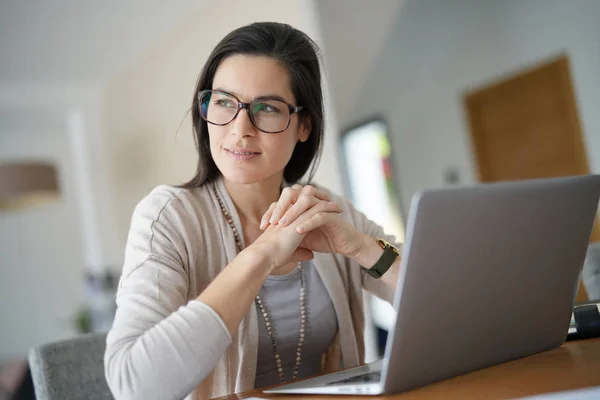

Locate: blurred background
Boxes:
[1,0,600,397]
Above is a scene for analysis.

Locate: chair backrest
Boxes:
[28,333,112,400]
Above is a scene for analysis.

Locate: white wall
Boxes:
[0,81,124,359]
[102,0,343,250]
[0,83,121,270]
[349,0,600,212]
[0,130,85,359]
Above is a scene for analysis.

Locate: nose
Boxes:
[230,107,257,138]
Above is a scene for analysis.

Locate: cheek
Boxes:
[207,126,225,152]
[268,133,300,161]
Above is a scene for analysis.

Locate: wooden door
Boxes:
[464,55,596,302]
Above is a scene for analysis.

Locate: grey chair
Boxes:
[28,332,113,400]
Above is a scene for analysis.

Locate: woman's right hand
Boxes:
[249,222,312,269]
[248,199,342,270]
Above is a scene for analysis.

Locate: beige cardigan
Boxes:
[104,177,401,400]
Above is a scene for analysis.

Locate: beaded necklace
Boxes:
[213,184,306,382]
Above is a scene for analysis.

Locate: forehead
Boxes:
[212,54,295,103]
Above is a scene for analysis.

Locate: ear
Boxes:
[298,116,312,143]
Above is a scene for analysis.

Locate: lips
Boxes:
[225,148,261,155]
[224,147,261,161]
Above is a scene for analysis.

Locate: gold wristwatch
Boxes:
[362,239,400,279]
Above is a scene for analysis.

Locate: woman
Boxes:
[104,22,402,400]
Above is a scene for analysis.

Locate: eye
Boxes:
[253,102,281,114]
[214,99,236,108]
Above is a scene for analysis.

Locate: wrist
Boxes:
[350,234,384,268]
[241,245,277,273]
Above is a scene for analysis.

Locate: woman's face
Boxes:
[208,54,310,185]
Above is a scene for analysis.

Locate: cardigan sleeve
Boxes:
[104,187,232,400]
[332,192,404,305]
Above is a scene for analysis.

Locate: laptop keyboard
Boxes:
[326,371,381,385]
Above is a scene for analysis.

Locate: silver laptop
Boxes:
[264,175,600,396]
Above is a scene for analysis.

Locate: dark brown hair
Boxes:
[180,22,324,188]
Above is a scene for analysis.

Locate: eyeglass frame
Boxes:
[197,89,305,134]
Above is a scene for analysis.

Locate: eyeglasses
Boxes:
[197,90,304,134]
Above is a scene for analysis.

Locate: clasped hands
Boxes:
[251,184,367,268]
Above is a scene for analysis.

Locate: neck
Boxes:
[223,173,284,226]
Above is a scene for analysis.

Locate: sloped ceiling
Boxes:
[0,0,204,82]
[315,0,404,127]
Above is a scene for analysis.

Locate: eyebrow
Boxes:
[213,87,291,104]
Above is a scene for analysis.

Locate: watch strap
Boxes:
[362,239,399,279]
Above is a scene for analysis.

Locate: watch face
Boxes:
[378,239,400,255]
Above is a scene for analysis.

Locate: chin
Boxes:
[214,154,286,185]
[220,168,268,185]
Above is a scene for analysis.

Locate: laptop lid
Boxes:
[381,175,600,394]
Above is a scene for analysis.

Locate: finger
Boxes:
[280,196,342,226]
[296,211,337,234]
[279,185,333,226]
[297,200,343,223]
[301,184,331,202]
[278,195,319,226]
[270,186,301,224]
[260,202,278,230]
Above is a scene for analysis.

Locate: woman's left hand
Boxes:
[260,184,364,258]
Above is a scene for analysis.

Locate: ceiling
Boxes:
[315,0,404,126]
[0,0,204,83]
